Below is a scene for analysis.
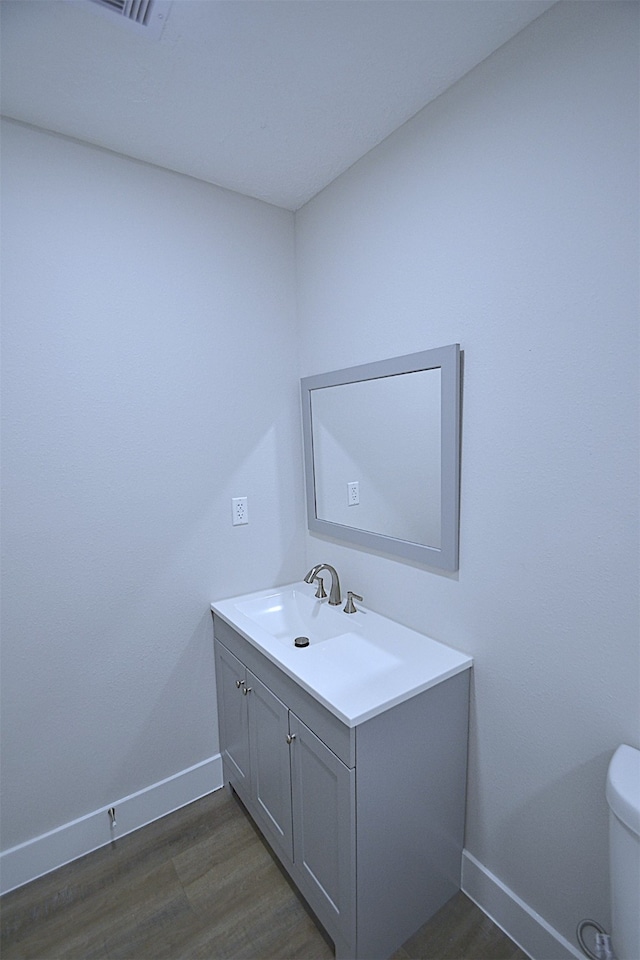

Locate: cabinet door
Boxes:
[215,641,251,794]
[248,672,294,861]
[289,714,355,945]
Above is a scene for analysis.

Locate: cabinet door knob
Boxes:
[242,686,252,695]
[286,733,296,744]
[235,679,245,689]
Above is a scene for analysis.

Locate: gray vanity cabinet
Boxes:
[216,640,294,862]
[214,624,355,953]
[213,614,470,960]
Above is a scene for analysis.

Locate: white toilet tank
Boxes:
[606,744,640,960]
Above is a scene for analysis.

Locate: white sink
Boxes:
[212,581,472,726]
[235,586,345,646]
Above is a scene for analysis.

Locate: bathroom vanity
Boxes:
[211,583,472,960]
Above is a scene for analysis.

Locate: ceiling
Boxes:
[0,0,556,210]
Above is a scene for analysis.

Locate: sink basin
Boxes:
[235,586,344,646]
[212,581,472,726]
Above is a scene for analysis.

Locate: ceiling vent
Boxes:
[85,0,172,39]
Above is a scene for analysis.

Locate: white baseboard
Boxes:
[0,754,224,896]
[462,850,584,960]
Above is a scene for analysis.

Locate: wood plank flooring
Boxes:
[1,788,529,960]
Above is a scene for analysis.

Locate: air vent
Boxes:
[86,0,172,39]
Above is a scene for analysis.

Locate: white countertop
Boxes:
[211,582,472,727]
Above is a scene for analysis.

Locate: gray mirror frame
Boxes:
[301,344,461,571]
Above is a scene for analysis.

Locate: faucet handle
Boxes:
[314,576,327,599]
[343,591,363,614]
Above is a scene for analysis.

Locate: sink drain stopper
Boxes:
[294,636,310,648]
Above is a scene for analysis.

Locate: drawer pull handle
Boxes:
[286,733,296,744]
[242,686,252,695]
[235,679,245,689]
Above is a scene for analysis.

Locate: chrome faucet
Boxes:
[303,563,342,606]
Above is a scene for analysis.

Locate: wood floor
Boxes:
[1,788,529,960]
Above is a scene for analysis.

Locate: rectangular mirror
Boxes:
[301,344,461,570]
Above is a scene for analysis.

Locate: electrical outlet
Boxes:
[347,481,360,505]
[232,497,249,525]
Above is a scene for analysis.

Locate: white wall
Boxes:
[0,119,305,852]
[296,1,639,953]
